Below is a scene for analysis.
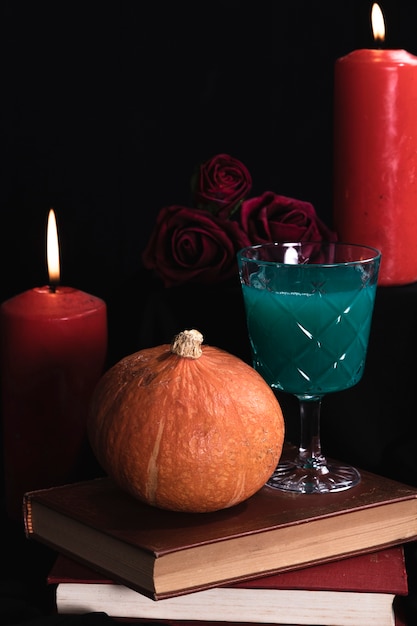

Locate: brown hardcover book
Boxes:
[23,465,417,600]
[48,547,407,626]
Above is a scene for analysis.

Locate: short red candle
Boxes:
[0,286,107,520]
[333,46,417,285]
[1,210,107,520]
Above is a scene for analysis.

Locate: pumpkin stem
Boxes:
[171,329,203,359]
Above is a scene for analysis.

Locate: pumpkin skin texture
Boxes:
[87,330,285,513]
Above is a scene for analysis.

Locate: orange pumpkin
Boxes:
[87,329,285,513]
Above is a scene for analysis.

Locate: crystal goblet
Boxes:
[237,241,381,494]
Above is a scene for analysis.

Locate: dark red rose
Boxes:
[239,191,337,244]
[192,153,252,219]
[142,205,251,287]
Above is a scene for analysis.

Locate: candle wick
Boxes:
[49,284,57,294]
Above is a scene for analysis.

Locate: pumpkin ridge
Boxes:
[145,418,165,504]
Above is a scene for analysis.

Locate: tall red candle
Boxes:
[0,211,107,520]
[333,4,417,286]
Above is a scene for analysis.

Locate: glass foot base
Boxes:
[267,458,361,494]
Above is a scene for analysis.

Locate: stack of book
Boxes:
[23,458,417,626]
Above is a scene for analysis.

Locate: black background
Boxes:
[2,1,417,624]
[2,1,417,305]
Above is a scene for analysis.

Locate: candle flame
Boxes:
[284,245,299,265]
[371,3,385,42]
[47,209,60,287]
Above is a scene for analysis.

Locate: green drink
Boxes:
[242,266,377,395]
[238,242,380,494]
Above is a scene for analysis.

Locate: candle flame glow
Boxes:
[47,209,60,287]
[371,3,385,42]
[284,245,299,265]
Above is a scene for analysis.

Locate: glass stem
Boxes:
[297,395,327,470]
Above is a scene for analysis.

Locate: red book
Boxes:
[49,548,408,626]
